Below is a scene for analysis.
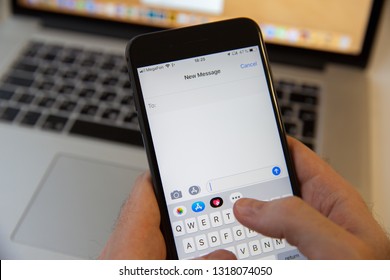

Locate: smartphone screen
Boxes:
[134,41,302,259]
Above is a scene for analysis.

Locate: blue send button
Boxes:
[272,166,281,176]
[240,61,258,69]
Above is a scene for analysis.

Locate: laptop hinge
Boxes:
[41,16,161,40]
[267,47,326,70]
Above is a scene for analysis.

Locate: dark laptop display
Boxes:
[13,0,384,68]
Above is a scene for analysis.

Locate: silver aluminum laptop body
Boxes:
[0,18,149,259]
[0,0,384,259]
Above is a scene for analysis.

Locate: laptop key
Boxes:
[38,97,56,108]
[0,107,20,122]
[42,52,57,61]
[22,47,39,58]
[37,80,55,91]
[80,57,95,67]
[4,74,34,87]
[40,65,58,76]
[100,91,116,102]
[13,61,39,73]
[78,88,96,98]
[299,109,316,122]
[18,93,35,104]
[80,104,98,116]
[102,108,120,121]
[278,80,296,88]
[61,55,77,64]
[59,100,77,112]
[82,72,98,83]
[302,120,315,138]
[20,111,41,126]
[122,80,131,89]
[302,84,320,93]
[62,69,78,79]
[121,95,133,105]
[101,60,116,70]
[281,105,294,117]
[275,88,284,99]
[290,93,318,105]
[58,84,75,94]
[42,115,68,132]
[120,65,128,74]
[103,76,119,86]
[284,122,298,136]
[70,120,143,146]
[0,88,14,100]
[123,112,138,123]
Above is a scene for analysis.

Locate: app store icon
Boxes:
[191,201,205,213]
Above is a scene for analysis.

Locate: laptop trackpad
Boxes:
[12,154,144,259]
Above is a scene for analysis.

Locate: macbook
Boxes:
[0,0,384,259]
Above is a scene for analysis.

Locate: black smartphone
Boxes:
[126,18,301,260]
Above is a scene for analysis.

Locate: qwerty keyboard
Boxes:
[0,40,320,150]
[176,207,301,259]
[275,80,320,150]
[0,41,142,145]
[170,189,306,260]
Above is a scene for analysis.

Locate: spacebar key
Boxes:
[70,120,144,146]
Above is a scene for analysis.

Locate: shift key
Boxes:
[70,120,143,146]
[5,73,34,87]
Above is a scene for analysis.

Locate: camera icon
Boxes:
[170,190,182,200]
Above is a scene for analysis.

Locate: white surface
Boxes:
[368,0,390,233]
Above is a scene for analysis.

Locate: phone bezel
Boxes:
[126,18,300,259]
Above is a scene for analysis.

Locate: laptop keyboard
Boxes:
[0,40,319,150]
[275,80,320,150]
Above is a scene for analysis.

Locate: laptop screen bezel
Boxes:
[11,0,384,69]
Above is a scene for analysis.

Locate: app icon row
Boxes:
[173,192,243,217]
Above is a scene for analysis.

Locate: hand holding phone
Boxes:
[126,18,301,260]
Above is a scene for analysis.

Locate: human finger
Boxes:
[234,197,374,259]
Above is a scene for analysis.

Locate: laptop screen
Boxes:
[14,0,383,67]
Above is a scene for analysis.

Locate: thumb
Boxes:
[233,197,371,259]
